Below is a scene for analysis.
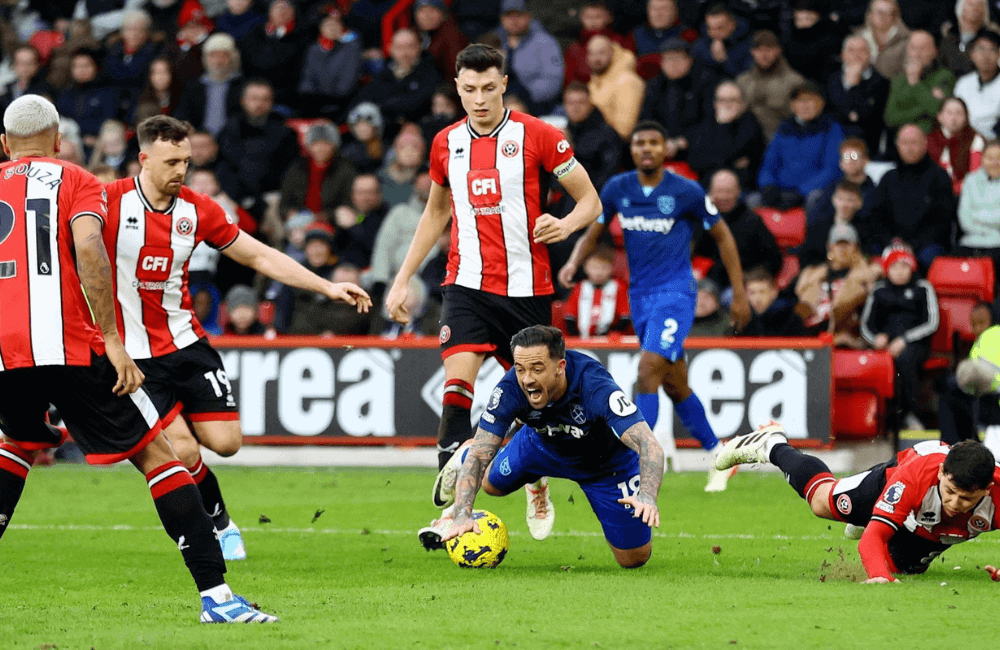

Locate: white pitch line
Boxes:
[8,523,998,544]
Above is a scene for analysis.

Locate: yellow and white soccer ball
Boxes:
[446,509,510,568]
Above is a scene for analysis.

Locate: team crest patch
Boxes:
[570,404,586,424]
[836,494,852,516]
[970,515,990,532]
[501,140,519,157]
[487,386,503,411]
[175,216,194,235]
[658,195,675,215]
[439,325,451,344]
[883,481,905,505]
[499,457,511,476]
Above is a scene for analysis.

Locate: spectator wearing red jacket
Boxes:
[563,245,631,338]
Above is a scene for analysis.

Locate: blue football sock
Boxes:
[635,392,659,428]
[675,393,720,451]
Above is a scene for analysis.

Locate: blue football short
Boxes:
[630,291,695,362]
[487,426,652,550]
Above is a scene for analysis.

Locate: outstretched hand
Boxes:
[441,512,481,542]
[617,495,660,528]
[328,281,372,313]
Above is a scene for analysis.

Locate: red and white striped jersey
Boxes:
[105,178,240,359]
[564,278,630,338]
[430,110,578,297]
[0,157,107,370]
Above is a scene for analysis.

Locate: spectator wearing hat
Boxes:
[216,79,300,206]
[783,0,842,86]
[223,285,267,335]
[631,0,698,59]
[741,267,810,337]
[562,244,631,338]
[957,139,1000,284]
[867,125,957,268]
[826,34,890,156]
[861,240,940,430]
[691,3,754,79]
[279,122,357,222]
[687,80,766,190]
[639,37,717,157]
[333,174,390,269]
[884,30,956,136]
[697,169,782,291]
[797,222,879,344]
[690,278,732,337]
[494,0,564,114]
[298,7,362,122]
[216,0,266,41]
[736,30,805,139]
[342,102,386,175]
[954,29,1000,140]
[377,127,426,208]
[168,0,217,86]
[854,0,910,80]
[563,1,629,86]
[563,81,621,190]
[238,0,309,108]
[353,28,441,128]
[755,81,845,210]
[56,49,121,150]
[175,32,245,137]
[586,34,645,140]
[414,0,469,78]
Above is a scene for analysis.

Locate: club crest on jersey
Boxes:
[970,515,990,532]
[175,216,194,236]
[499,457,511,476]
[487,386,503,411]
[501,140,519,157]
[657,195,675,215]
[836,494,852,515]
[570,404,586,424]
[439,325,451,344]
[883,481,905,505]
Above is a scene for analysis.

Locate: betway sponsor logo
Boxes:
[618,215,675,234]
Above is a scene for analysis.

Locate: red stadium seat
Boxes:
[691,255,713,280]
[756,207,806,249]
[923,308,951,372]
[833,392,882,438]
[612,248,629,282]
[551,300,568,334]
[927,257,994,341]
[663,161,698,181]
[833,349,894,439]
[776,254,799,289]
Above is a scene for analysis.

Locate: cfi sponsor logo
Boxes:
[439,325,451,344]
[836,494,852,515]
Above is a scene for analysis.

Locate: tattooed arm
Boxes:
[441,426,504,541]
[617,421,664,528]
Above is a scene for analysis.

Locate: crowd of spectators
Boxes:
[1,0,999,376]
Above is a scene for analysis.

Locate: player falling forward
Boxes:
[384,44,602,546]
[560,120,750,492]
[105,115,371,560]
[717,422,1000,583]
[438,326,663,566]
[0,95,275,622]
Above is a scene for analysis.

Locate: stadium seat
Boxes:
[927,257,994,341]
[832,350,895,439]
[776,254,799,289]
[551,300,567,334]
[691,255,712,280]
[924,308,952,372]
[756,207,806,249]
[663,161,698,181]
[612,247,629,282]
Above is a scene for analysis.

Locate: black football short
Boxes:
[135,338,238,426]
[829,458,946,574]
[0,353,161,464]
[438,285,552,368]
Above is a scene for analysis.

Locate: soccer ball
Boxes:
[446,509,509,568]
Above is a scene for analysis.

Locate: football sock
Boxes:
[635,393,659,428]
[0,443,32,541]
[768,443,835,502]
[675,393,720,451]
[200,583,234,603]
[438,379,474,470]
[146,461,227,592]
[187,456,231,530]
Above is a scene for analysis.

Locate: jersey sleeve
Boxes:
[195,193,241,250]
[429,128,451,188]
[478,372,528,437]
[581,362,646,438]
[65,167,108,227]
[688,182,721,231]
[597,178,618,225]
[532,119,578,180]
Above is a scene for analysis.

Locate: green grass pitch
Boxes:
[3,465,998,649]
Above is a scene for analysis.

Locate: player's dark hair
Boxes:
[631,120,667,140]
[455,44,505,76]
[510,325,566,360]
[943,440,996,491]
[137,115,194,149]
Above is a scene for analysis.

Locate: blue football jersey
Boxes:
[478,351,646,473]
[599,170,720,296]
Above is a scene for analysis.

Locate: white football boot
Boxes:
[704,448,737,493]
[431,440,471,509]
[525,477,555,540]
[715,421,789,470]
